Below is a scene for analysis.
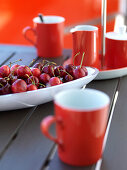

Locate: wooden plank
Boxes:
[0,102,55,170]
[33,49,72,66]
[101,76,127,170]
[48,78,119,170]
[0,107,36,155]
[5,51,37,66]
[0,44,36,53]
[0,51,14,66]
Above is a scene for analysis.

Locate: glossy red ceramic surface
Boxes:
[105,38,127,69]
[23,18,64,57]
[41,102,109,166]
[71,29,100,68]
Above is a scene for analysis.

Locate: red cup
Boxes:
[41,89,110,166]
[105,26,127,69]
[70,25,100,68]
[23,15,65,58]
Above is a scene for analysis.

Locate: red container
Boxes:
[41,89,110,166]
[23,16,65,58]
[105,26,127,69]
[70,25,100,68]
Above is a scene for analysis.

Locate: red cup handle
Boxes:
[41,115,62,145]
[23,26,36,46]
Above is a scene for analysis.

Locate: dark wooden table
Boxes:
[0,44,126,170]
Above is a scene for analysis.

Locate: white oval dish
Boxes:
[0,67,98,111]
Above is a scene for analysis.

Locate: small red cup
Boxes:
[105,26,127,69]
[40,89,110,166]
[23,15,65,58]
[70,25,100,68]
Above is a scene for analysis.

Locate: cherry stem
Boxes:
[29,59,35,67]
[39,83,46,87]
[0,83,4,87]
[43,60,56,66]
[73,52,80,65]
[8,59,22,68]
[80,52,85,68]
[42,61,56,72]
[59,69,73,79]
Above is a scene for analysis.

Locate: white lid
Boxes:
[106,25,127,40]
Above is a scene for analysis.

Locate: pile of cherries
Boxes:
[0,60,88,95]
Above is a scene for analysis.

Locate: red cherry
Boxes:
[73,66,87,79]
[10,64,20,76]
[81,66,88,76]
[39,73,50,84]
[26,76,39,87]
[64,74,73,82]
[42,65,55,77]
[17,65,31,79]
[0,78,7,87]
[31,68,41,77]
[0,65,10,77]
[2,83,11,95]
[11,79,27,93]
[10,76,18,84]
[49,77,62,86]
[64,64,75,76]
[54,66,66,77]
[33,63,43,71]
[27,84,37,91]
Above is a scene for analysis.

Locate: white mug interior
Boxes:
[55,89,110,111]
[70,25,98,33]
[33,16,65,24]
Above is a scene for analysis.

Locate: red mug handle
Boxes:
[40,116,63,146]
[23,26,37,46]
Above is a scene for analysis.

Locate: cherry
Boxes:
[54,66,66,77]
[0,78,7,87]
[17,65,31,79]
[0,65,10,77]
[7,75,18,85]
[49,77,62,86]
[26,76,39,87]
[27,84,37,91]
[42,65,55,77]
[64,64,75,76]
[81,66,88,76]
[39,73,50,84]
[10,64,20,76]
[73,66,87,79]
[33,63,43,71]
[2,83,11,95]
[31,68,41,77]
[11,79,27,93]
[64,74,73,82]
[10,76,18,84]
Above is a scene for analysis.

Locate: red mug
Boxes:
[70,25,100,68]
[23,15,65,58]
[105,25,127,69]
[41,89,110,166]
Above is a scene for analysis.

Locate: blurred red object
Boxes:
[0,0,120,48]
